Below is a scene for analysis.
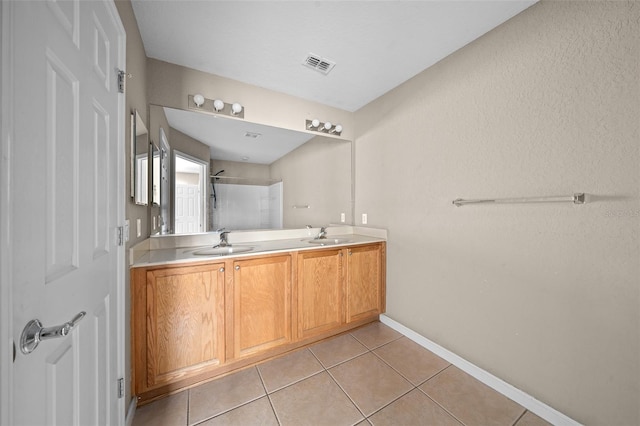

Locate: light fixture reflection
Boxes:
[330,124,343,134]
[193,94,205,107]
[305,119,343,136]
[231,103,243,115]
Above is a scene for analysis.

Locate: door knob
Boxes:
[20,311,86,355]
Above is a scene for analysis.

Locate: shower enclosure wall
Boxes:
[210,177,283,231]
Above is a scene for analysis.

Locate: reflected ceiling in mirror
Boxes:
[163,107,316,164]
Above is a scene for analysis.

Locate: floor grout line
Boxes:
[364,385,417,421]
[186,388,190,426]
[511,408,528,426]
[416,365,470,426]
[256,366,282,426]
[417,389,467,426]
[325,365,369,424]
[312,339,369,425]
[190,367,269,426]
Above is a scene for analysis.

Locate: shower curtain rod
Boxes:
[452,193,586,207]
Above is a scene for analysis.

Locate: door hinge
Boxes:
[117,378,125,399]
[116,226,124,246]
[116,222,130,247]
[117,69,126,94]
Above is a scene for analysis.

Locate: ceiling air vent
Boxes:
[303,53,336,75]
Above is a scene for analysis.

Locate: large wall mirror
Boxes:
[131,110,149,206]
[149,104,353,235]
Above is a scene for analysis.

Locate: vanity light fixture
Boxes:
[213,99,224,112]
[188,94,245,119]
[305,119,343,136]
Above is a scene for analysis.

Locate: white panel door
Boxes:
[175,184,201,234]
[2,0,125,425]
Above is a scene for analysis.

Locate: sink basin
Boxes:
[308,238,351,246]
[192,246,254,256]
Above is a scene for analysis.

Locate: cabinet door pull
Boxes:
[219,267,225,272]
[235,265,240,270]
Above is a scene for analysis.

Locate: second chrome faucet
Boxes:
[214,228,230,248]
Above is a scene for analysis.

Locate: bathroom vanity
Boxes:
[130,227,386,404]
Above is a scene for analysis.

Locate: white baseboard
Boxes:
[125,397,136,426]
[379,314,581,426]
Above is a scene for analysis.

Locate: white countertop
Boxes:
[130,226,386,268]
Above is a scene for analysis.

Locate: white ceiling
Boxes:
[132,1,536,112]
[136,1,536,163]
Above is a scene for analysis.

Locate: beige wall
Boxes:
[114,0,147,417]
[270,135,353,228]
[354,1,639,424]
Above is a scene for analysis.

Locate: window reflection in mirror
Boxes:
[131,110,149,206]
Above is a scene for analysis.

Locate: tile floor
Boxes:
[133,322,552,426]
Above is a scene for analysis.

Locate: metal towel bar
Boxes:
[453,193,585,207]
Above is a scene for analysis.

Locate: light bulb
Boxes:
[231,103,243,115]
[309,119,320,129]
[213,99,224,112]
[332,124,343,134]
[323,122,332,131]
[193,94,205,107]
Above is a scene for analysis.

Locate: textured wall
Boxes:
[354,1,639,424]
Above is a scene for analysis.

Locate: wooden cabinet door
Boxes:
[346,244,384,323]
[229,255,292,359]
[297,248,344,339]
[145,263,225,388]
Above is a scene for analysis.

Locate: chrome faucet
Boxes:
[214,228,230,248]
[315,227,327,240]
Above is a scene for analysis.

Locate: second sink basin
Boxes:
[192,245,254,256]
[308,238,351,246]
